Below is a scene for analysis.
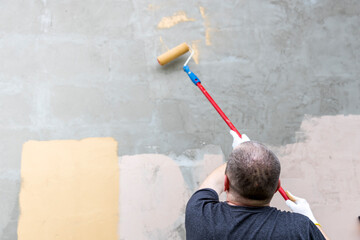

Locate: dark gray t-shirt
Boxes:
[185,189,326,240]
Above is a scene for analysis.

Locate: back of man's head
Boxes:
[225,141,280,202]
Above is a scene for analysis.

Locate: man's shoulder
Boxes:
[261,207,325,239]
[272,208,320,233]
[192,188,218,197]
[187,188,219,205]
[186,188,221,218]
[185,188,223,240]
[271,206,313,223]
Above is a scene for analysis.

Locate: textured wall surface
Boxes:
[0,0,359,239]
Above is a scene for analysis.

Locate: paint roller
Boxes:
[157,42,190,65]
[157,42,289,201]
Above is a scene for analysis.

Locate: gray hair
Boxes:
[225,141,281,201]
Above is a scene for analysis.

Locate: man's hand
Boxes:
[285,191,318,224]
[230,130,250,149]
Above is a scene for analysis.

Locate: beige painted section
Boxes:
[18,138,119,240]
[119,152,224,239]
[157,11,195,29]
[119,154,189,239]
[271,115,360,240]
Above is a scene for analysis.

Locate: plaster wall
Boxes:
[0,0,359,239]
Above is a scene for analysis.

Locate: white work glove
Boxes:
[285,191,318,224]
[230,130,250,149]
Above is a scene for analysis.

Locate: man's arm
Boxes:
[199,163,227,196]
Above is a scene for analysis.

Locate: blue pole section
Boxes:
[183,65,201,85]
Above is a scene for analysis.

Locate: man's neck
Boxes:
[226,193,270,207]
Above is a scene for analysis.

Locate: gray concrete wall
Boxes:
[0,0,359,239]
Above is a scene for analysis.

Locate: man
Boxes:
[185,131,329,239]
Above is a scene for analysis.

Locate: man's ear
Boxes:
[224,175,230,192]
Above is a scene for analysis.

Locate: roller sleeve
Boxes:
[157,42,190,65]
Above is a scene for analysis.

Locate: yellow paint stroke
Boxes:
[18,138,119,240]
[191,40,201,64]
[157,11,195,29]
[199,6,211,46]
[148,4,160,11]
[159,36,169,52]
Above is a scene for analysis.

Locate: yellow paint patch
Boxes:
[191,40,201,64]
[148,4,160,11]
[18,138,119,240]
[157,11,195,29]
[159,36,169,52]
[199,6,211,46]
